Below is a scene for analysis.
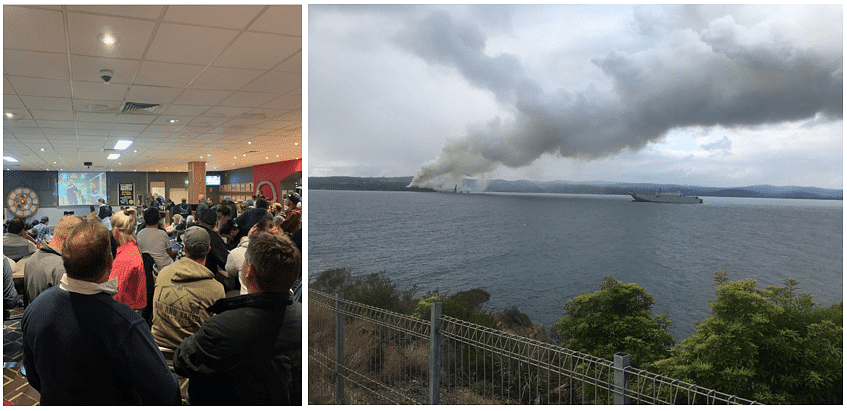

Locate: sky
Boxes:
[308,4,843,190]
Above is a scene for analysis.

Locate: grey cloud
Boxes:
[404,8,841,189]
[701,136,732,154]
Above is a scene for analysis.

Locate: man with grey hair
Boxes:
[24,215,84,304]
[174,231,301,405]
[21,219,179,405]
[152,226,225,350]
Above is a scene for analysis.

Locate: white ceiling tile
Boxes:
[274,51,301,73]
[161,105,213,117]
[163,5,266,29]
[31,110,74,121]
[74,112,119,123]
[3,119,38,130]
[3,50,70,79]
[146,23,239,65]
[19,96,73,111]
[191,66,264,91]
[36,120,76,129]
[135,61,205,88]
[70,55,141,83]
[261,94,301,110]
[3,6,67,53]
[125,84,183,104]
[3,94,26,108]
[114,114,156,125]
[172,89,232,106]
[72,80,131,101]
[218,91,279,108]
[6,76,71,98]
[248,5,301,36]
[242,70,300,94]
[215,32,301,70]
[67,12,157,59]
[67,5,165,20]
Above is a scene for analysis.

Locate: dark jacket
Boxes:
[21,286,180,405]
[197,224,228,275]
[234,207,271,238]
[173,292,301,405]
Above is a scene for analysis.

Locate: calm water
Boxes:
[308,190,843,341]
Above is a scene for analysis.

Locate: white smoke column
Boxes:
[401,9,842,189]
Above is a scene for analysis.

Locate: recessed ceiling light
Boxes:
[276,154,279,157]
[3,157,18,162]
[40,148,45,151]
[118,163,121,165]
[53,161,56,164]
[114,140,133,150]
[295,143,299,146]
[169,119,179,124]
[107,153,120,160]
[133,150,137,153]
[247,141,252,145]
[4,112,14,119]
[99,32,118,46]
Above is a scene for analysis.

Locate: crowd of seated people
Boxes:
[7,191,303,405]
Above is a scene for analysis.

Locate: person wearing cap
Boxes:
[152,226,225,350]
[195,208,231,289]
[174,230,301,405]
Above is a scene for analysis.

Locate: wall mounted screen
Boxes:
[58,172,107,205]
[205,175,221,186]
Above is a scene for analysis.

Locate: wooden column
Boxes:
[188,161,206,204]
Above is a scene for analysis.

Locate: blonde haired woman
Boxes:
[109,210,146,311]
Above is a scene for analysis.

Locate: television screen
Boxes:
[205,175,221,185]
[58,172,107,205]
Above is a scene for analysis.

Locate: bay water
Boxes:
[307,189,843,341]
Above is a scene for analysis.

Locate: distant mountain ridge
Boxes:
[309,176,842,200]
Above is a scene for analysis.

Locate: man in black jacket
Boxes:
[173,231,301,405]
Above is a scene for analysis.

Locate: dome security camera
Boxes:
[100,69,113,84]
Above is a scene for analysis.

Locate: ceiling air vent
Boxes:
[121,102,160,114]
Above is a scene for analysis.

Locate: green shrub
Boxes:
[654,271,843,404]
[550,275,675,367]
[309,268,418,315]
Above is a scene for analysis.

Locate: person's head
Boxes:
[217,205,231,220]
[98,198,105,204]
[218,219,239,243]
[89,205,96,212]
[273,215,285,229]
[185,215,195,225]
[7,218,25,235]
[181,198,187,204]
[198,194,205,202]
[110,209,137,245]
[255,197,270,210]
[172,214,183,225]
[249,216,276,237]
[197,208,217,228]
[143,206,161,227]
[40,216,49,224]
[272,203,283,214]
[243,231,300,293]
[288,193,301,208]
[50,215,84,251]
[183,226,211,261]
[62,219,113,282]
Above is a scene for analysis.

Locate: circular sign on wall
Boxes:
[6,186,40,218]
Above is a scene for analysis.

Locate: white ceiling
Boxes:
[3,4,301,173]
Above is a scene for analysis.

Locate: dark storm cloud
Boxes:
[401,9,842,189]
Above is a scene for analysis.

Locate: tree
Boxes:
[309,268,418,315]
[550,275,675,367]
[654,271,843,404]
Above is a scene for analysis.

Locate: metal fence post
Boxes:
[614,352,631,405]
[429,302,442,405]
[335,293,345,404]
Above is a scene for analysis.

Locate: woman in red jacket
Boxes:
[109,209,146,311]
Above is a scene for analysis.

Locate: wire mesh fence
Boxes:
[308,290,757,405]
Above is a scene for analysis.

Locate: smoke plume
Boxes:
[400,9,842,189]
